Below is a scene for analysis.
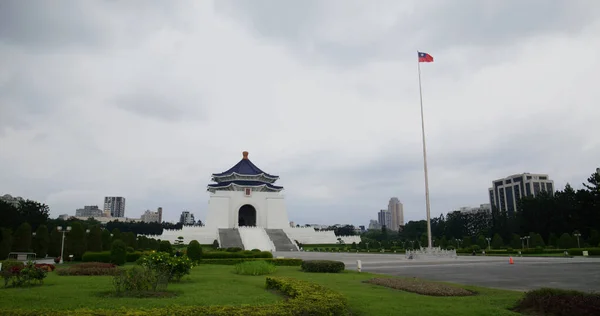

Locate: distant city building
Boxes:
[388,197,404,231]
[455,204,491,215]
[358,225,366,232]
[157,207,163,223]
[489,173,554,216]
[75,205,104,218]
[377,210,392,229]
[74,216,140,223]
[104,196,126,217]
[0,194,24,207]
[289,221,296,227]
[141,209,161,223]
[179,211,195,225]
[368,219,381,230]
[58,214,69,220]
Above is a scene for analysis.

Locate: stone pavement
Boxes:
[274,251,600,292]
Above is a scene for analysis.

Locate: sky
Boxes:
[1,0,600,226]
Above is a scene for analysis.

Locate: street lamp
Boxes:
[574,233,582,248]
[525,236,530,248]
[520,237,526,249]
[57,226,72,264]
[485,237,491,250]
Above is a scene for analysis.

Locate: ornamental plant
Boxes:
[1,261,48,287]
[137,252,194,282]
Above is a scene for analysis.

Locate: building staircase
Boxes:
[218,228,245,249]
[265,229,299,251]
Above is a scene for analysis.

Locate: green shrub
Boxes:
[233,260,277,276]
[1,277,350,315]
[202,250,273,259]
[158,241,172,254]
[1,261,47,288]
[198,258,303,266]
[226,247,243,252]
[125,251,144,262]
[567,248,600,256]
[514,288,600,316]
[187,240,203,261]
[137,252,194,282]
[82,251,111,263]
[112,265,165,295]
[110,240,127,266]
[301,260,345,273]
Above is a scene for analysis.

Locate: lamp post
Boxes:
[520,237,525,249]
[525,236,530,248]
[57,226,72,264]
[574,233,582,248]
[486,237,491,250]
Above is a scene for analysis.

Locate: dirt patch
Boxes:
[364,277,475,297]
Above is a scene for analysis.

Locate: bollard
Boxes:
[357,260,362,272]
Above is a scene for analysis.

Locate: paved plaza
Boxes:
[274,251,600,292]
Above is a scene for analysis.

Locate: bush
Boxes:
[234,261,277,276]
[1,261,48,287]
[56,262,119,276]
[82,251,111,263]
[125,251,144,263]
[137,252,194,282]
[226,247,243,252]
[301,260,345,273]
[514,288,600,316]
[112,265,167,295]
[187,240,203,261]
[0,277,350,316]
[365,278,474,296]
[202,250,273,259]
[158,241,172,254]
[110,240,127,266]
[198,258,303,266]
[1,260,25,271]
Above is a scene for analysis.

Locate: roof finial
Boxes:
[242,151,249,159]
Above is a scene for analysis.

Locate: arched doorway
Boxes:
[238,204,256,227]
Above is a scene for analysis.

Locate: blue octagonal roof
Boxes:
[212,151,278,179]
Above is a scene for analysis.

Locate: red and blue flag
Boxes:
[418,52,434,63]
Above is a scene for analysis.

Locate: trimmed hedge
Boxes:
[301,260,345,273]
[514,288,600,316]
[82,251,145,263]
[0,277,350,315]
[198,258,302,266]
[455,247,600,256]
[202,251,273,259]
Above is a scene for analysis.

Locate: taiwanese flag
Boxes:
[418,51,434,63]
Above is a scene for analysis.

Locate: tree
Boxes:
[111,228,122,241]
[510,234,521,249]
[558,233,575,249]
[110,239,127,266]
[491,233,504,249]
[47,228,62,257]
[17,200,50,231]
[12,222,32,252]
[101,229,112,251]
[548,233,558,248]
[530,233,545,248]
[476,235,487,249]
[187,240,202,261]
[66,222,86,260]
[33,225,49,258]
[87,226,103,252]
[0,228,12,259]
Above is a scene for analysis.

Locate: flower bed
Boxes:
[56,262,119,276]
[1,261,48,287]
[364,277,474,296]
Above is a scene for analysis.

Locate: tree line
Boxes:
[0,200,187,260]
[361,169,600,250]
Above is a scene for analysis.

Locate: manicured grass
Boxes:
[1,264,524,315]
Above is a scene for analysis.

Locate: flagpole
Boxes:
[417,52,433,249]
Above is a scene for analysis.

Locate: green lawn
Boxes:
[1,265,524,315]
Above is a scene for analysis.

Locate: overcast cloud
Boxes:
[1,0,599,226]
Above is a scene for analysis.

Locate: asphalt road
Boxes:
[273,251,600,292]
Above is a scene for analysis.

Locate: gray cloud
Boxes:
[0,0,599,226]
[215,0,600,67]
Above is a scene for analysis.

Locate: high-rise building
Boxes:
[104,196,126,217]
[377,210,392,229]
[75,205,104,218]
[141,209,161,223]
[455,204,491,215]
[179,211,195,225]
[388,197,404,231]
[157,207,163,223]
[489,173,554,216]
